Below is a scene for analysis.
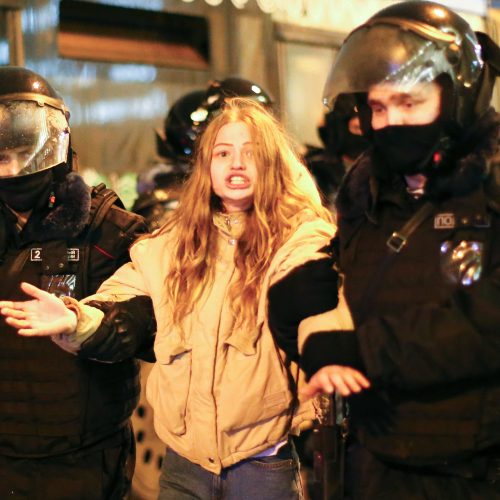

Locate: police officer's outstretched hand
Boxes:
[0,282,77,337]
[301,365,371,400]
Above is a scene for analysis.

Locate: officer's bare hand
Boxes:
[0,282,77,336]
[301,365,371,400]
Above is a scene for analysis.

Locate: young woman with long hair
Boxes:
[0,97,336,499]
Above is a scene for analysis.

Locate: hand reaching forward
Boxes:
[0,282,77,336]
[301,365,371,400]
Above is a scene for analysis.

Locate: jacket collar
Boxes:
[12,172,91,244]
[213,211,247,245]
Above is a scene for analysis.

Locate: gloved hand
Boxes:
[79,296,156,362]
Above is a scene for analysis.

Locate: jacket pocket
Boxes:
[148,342,192,436]
[218,336,293,434]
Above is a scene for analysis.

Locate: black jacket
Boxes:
[0,172,148,458]
[271,110,500,466]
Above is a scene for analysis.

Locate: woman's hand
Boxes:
[301,365,371,400]
[0,282,78,336]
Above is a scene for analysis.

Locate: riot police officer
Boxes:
[304,93,369,210]
[204,76,273,113]
[0,66,150,499]
[269,2,500,498]
[132,89,207,231]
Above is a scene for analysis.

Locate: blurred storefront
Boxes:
[0,0,492,207]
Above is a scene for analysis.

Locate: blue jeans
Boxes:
[158,442,304,499]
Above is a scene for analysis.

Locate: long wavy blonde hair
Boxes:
[159,97,332,330]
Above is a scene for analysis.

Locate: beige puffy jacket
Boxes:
[70,209,335,474]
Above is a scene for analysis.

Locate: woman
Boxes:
[0,98,335,499]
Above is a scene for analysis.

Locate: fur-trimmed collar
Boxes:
[336,110,500,220]
[18,172,91,243]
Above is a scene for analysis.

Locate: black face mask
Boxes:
[0,169,53,212]
[372,122,443,176]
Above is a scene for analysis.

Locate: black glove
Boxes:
[78,296,156,362]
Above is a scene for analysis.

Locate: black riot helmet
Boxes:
[157,89,209,164]
[323,1,500,133]
[205,77,273,116]
[0,66,71,181]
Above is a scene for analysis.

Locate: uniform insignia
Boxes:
[434,213,455,229]
[440,240,483,286]
[67,248,80,262]
[30,248,80,262]
[30,248,42,261]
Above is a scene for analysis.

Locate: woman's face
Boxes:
[210,120,257,213]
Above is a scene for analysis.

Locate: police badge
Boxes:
[440,240,484,286]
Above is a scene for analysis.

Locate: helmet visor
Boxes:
[0,100,69,179]
[323,23,483,109]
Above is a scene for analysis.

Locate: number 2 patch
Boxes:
[30,248,80,262]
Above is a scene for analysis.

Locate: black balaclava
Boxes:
[368,76,454,178]
[0,169,53,212]
[319,95,370,161]
[372,121,443,176]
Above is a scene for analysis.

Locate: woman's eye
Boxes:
[214,150,228,158]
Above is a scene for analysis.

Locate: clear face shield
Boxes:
[323,22,483,111]
[0,100,70,179]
